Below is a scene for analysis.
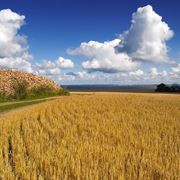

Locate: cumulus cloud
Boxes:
[0,8,178,85]
[169,63,180,80]
[0,8,75,83]
[63,63,180,84]
[150,67,159,77]
[68,5,175,75]
[116,5,174,63]
[0,9,33,72]
[129,69,144,76]
[34,56,74,76]
[66,71,87,78]
[68,39,138,73]
[56,57,74,69]
[148,67,180,83]
[171,64,180,74]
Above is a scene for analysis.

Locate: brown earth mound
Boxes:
[0,70,61,96]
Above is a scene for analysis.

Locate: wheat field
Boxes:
[0,93,179,179]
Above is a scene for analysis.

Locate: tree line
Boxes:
[155,83,180,93]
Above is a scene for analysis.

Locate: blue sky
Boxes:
[0,0,179,84]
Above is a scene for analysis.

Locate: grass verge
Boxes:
[0,99,47,113]
[0,81,69,103]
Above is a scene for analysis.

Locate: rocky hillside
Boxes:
[0,70,61,96]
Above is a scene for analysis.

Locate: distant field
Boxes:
[63,84,157,92]
[0,93,179,179]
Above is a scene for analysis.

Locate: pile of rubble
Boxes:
[0,70,61,96]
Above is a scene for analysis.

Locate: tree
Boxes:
[155,83,170,92]
[155,83,180,93]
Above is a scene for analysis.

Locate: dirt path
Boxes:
[0,96,61,107]
[0,96,63,118]
[0,93,93,117]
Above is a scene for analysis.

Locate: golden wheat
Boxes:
[0,93,179,179]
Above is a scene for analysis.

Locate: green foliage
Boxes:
[0,99,47,112]
[57,89,70,96]
[29,85,55,98]
[0,82,69,102]
[13,80,28,100]
[29,86,69,99]
[0,94,16,103]
[0,88,11,102]
[0,93,6,102]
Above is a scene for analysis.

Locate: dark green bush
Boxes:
[0,82,69,102]
[0,92,7,102]
[30,86,70,98]
[13,80,28,100]
[58,89,70,96]
[30,85,55,98]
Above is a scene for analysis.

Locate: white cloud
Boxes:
[116,5,174,63]
[68,5,175,76]
[0,9,33,72]
[0,8,178,85]
[129,69,144,76]
[66,71,88,79]
[150,67,180,83]
[63,66,179,84]
[34,56,74,76]
[171,64,180,73]
[68,39,138,73]
[0,9,75,82]
[161,70,168,77]
[56,57,74,68]
[150,67,159,77]
[168,64,180,81]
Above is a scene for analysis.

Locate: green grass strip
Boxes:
[0,99,47,113]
